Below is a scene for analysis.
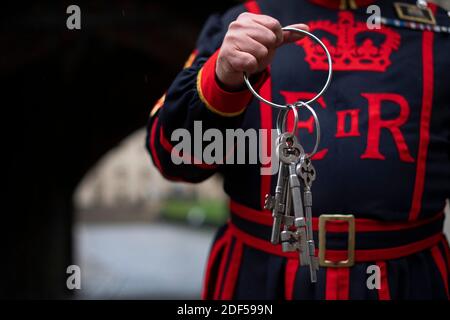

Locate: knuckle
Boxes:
[229,60,243,72]
[237,12,250,20]
[265,17,280,30]
[266,31,278,46]
[227,55,243,70]
[228,21,240,31]
[224,32,237,43]
[257,45,269,59]
[244,56,258,72]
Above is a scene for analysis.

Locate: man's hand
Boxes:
[216,12,309,91]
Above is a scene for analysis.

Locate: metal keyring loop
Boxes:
[294,101,321,158]
[243,27,333,110]
[276,104,298,136]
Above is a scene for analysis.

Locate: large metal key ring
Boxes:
[277,101,321,158]
[276,104,298,136]
[243,27,333,110]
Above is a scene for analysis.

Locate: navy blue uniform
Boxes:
[147,0,450,299]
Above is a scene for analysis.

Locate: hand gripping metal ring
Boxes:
[243,27,333,110]
[276,102,320,158]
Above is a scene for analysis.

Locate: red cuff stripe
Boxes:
[197,50,266,117]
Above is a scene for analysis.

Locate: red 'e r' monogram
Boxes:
[360,93,415,163]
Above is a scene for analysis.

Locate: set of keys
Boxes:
[243,26,333,283]
[264,104,319,282]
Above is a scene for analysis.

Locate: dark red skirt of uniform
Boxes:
[202,201,450,300]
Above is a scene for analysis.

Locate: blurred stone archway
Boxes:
[3,0,236,298]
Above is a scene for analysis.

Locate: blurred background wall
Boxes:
[2,0,236,299]
[73,129,228,299]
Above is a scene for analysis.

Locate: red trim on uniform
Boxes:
[325,268,349,300]
[326,233,443,262]
[442,238,450,271]
[409,13,435,221]
[159,125,218,170]
[230,199,444,232]
[285,259,299,300]
[376,261,391,300]
[201,235,229,300]
[148,117,183,181]
[213,233,232,299]
[228,222,445,262]
[230,200,272,226]
[338,268,350,299]
[325,268,338,300]
[198,50,268,117]
[431,246,449,298]
[230,223,295,257]
[244,0,262,14]
[221,240,244,300]
[150,118,163,173]
[259,76,273,209]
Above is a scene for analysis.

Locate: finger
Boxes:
[244,23,280,49]
[281,23,310,45]
[259,47,275,71]
[234,36,269,65]
[247,14,283,46]
[227,51,259,74]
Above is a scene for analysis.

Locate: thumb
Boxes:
[280,24,310,45]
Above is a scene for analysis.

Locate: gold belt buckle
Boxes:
[318,214,355,268]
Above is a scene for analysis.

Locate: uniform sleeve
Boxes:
[146,7,268,183]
